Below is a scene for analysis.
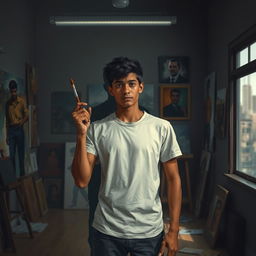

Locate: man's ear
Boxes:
[108,85,114,96]
[139,83,144,94]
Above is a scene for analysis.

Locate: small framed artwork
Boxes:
[158,56,189,83]
[43,177,63,208]
[160,84,191,120]
[204,185,229,248]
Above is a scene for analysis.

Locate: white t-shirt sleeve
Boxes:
[160,122,182,162]
[86,125,98,156]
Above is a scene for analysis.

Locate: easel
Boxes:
[0,159,33,252]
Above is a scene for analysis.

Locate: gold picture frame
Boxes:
[160,84,191,120]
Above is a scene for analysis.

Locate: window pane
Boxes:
[250,42,256,62]
[236,47,249,68]
[237,72,256,179]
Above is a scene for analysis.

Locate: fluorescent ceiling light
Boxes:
[50,16,177,26]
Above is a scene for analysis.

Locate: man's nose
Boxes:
[122,84,130,93]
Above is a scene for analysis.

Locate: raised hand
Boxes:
[72,102,92,136]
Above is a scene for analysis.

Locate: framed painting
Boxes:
[160,84,191,120]
[204,185,229,248]
[0,70,26,159]
[51,91,81,134]
[64,142,89,209]
[158,56,189,84]
[38,143,65,177]
[43,177,63,208]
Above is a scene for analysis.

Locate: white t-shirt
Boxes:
[86,111,182,239]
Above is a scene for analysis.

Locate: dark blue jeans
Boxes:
[92,228,164,256]
[8,125,25,176]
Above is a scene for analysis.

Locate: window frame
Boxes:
[229,24,256,183]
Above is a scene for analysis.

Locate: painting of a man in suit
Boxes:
[158,56,189,84]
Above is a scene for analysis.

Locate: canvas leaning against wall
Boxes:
[64,142,89,209]
[51,91,81,134]
[0,70,26,158]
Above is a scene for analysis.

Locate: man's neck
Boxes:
[115,105,144,123]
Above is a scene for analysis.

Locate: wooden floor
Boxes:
[2,208,227,256]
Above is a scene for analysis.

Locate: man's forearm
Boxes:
[166,176,182,232]
[71,135,93,187]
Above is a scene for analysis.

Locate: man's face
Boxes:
[10,88,17,100]
[168,61,179,76]
[171,91,180,104]
[108,73,144,109]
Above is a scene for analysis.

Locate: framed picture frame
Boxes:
[43,177,63,208]
[204,185,229,248]
[158,56,189,83]
[160,84,191,120]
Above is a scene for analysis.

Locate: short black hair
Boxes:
[103,56,143,86]
[9,80,18,90]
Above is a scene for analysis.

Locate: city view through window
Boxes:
[237,72,256,179]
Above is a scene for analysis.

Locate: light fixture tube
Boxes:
[50,16,177,26]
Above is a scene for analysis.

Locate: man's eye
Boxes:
[115,84,122,88]
[129,83,136,87]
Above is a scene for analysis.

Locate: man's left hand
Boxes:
[158,230,179,256]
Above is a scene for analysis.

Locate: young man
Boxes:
[72,57,182,256]
[5,80,28,176]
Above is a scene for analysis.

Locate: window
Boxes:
[229,25,256,182]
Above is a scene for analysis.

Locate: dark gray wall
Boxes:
[207,0,256,255]
[0,0,35,74]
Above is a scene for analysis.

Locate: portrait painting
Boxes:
[204,185,229,248]
[160,84,191,120]
[38,143,65,177]
[64,142,89,210]
[0,70,26,158]
[88,83,155,115]
[158,56,189,84]
[44,177,63,208]
[51,91,81,134]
